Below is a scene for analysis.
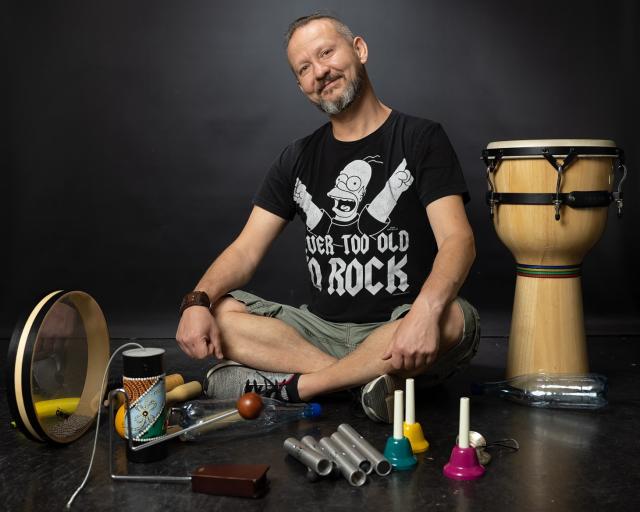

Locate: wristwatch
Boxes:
[179,291,211,316]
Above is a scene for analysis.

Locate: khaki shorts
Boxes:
[228,290,480,386]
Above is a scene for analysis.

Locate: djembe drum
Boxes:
[483,140,626,378]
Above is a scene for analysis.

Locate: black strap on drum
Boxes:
[482,146,628,221]
[485,191,613,208]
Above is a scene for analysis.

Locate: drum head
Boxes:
[485,139,618,159]
[6,291,110,444]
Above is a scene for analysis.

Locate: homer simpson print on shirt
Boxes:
[253,111,468,322]
[293,156,415,297]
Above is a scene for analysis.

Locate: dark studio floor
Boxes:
[2,335,640,512]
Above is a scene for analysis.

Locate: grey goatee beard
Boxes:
[316,69,364,115]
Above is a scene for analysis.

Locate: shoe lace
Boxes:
[243,373,287,400]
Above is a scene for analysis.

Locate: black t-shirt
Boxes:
[254,110,469,323]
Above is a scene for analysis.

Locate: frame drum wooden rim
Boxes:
[6,290,110,444]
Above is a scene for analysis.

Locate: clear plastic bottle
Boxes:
[171,397,322,441]
[471,373,608,410]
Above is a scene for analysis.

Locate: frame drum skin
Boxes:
[6,291,110,444]
[484,140,620,378]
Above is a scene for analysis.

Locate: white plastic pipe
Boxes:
[393,390,404,440]
[458,397,470,449]
[405,378,415,424]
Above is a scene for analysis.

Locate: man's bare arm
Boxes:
[415,194,475,313]
[383,195,476,370]
[196,206,288,302]
[176,206,288,359]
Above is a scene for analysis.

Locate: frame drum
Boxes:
[6,291,110,444]
[483,140,626,378]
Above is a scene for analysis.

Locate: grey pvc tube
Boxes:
[284,438,333,476]
[337,423,392,476]
[331,431,373,474]
[318,437,367,487]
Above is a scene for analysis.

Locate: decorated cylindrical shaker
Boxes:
[122,347,168,462]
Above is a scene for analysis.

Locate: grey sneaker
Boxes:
[204,360,293,400]
[360,374,402,423]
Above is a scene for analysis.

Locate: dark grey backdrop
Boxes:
[4,0,639,339]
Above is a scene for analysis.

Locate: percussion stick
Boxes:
[165,373,185,392]
[166,381,202,405]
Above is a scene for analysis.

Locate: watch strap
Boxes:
[180,291,211,316]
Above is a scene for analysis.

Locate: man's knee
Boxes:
[211,296,248,317]
[439,299,465,350]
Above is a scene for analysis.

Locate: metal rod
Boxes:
[318,437,367,487]
[284,438,333,476]
[301,435,325,456]
[109,389,191,484]
[111,475,191,483]
[301,435,339,476]
[337,423,392,476]
[330,432,372,474]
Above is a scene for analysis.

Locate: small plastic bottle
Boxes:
[471,373,608,410]
[171,397,322,441]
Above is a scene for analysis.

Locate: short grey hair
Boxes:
[284,12,355,48]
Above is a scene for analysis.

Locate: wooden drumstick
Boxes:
[166,381,203,405]
[165,373,185,392]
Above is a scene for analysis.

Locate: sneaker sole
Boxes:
[361,374,400,424]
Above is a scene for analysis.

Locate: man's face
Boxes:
[287,19,366,115]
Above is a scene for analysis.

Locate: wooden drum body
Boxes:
[483,140,625,378]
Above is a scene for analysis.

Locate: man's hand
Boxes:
[382,310,440,372]
[176,306,223,360]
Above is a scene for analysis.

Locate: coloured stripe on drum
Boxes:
[516,263,582,278]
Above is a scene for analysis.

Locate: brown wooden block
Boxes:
[191,464,270,498]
